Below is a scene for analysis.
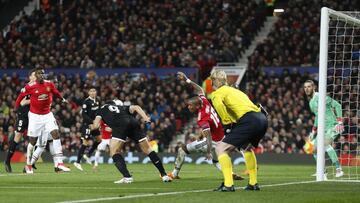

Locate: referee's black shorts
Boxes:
[222,112,268,149]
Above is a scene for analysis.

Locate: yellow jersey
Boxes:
[211,85,260,125]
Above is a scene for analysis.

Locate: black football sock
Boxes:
[148,151,166,176]
[112,154,131,178]
[5,140,18,163]
[87,141,100,157]
[76,145,87,163]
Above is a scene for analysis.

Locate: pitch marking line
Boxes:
[0,186,164,190]
[56,180,318,203]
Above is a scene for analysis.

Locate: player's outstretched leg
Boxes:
[50,130,70,172]
[74,140,88,171]
[214,142,235,192]
[86,136,101,164]
[139,139,171,182]
[326,145,343,177]
[4,133,22,173]
[243,148,260,191]
[24,138,36,174]
[169,145,188,179]
[94,149,101,169]
[110,139,133,184]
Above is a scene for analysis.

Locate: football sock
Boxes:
[212,159,222,171]
[94,150,101,166]
[87,141,100,156]
[26,143,35,165]
[77,145,87,163]
[218,153,233,187]
[31,146,45,165]
[5,140,18,163]
[173,148,186,176]
[52,139,64,164]
[244,150,257,186]
[48,141,57,167]
[112,154,131,178]
[148,151,166,176]
[326,145,341,169]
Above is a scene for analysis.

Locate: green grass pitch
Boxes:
[0,163,359,203]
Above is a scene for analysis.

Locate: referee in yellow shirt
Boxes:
[211,70,268,192]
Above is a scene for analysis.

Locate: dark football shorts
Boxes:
[15,114,28,133]
[222,112,268,149]
[81,125,100,140]
[111,119,146,143]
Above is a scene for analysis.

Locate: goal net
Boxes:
[318,7,360,181]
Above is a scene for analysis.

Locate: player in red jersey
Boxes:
[168,72,243,180]
[93,121,112,170]
[15,68,70,173]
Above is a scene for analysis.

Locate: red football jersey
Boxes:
[100,121,112,139]
[15,80,62,115]
[197,95,224,142]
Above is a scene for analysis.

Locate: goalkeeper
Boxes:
[303,80,344,178]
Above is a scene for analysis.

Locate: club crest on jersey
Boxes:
[46,86,51,92]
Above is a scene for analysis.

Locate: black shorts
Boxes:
[222,112,268,149]
[81,125,100,140]
[111,119,146,143]
[15,114,28,133]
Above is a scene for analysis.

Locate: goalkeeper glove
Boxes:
[335,118,344,134]
[309,127,317,141]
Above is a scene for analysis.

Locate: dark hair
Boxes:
[28,68,37,76]
[186,95,202,106]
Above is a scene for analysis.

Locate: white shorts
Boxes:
[28,112,58,141]
[186,138,219,156]
[97,139,110,151]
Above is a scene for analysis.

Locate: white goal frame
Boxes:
[318,7,360,181]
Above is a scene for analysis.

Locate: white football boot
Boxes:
[114,177,133,184]
[73,162,83,171]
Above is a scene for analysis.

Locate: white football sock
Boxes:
[52,139,63,164]
[31,146,45,165]
[49,141,57,167]
[94,150,101,166]
[173,148,186,176]
[26,143,35,165]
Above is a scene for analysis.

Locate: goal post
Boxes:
[318,7,360,182]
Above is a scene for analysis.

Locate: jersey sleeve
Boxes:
[326,96,343,118]
[50,82,63,99]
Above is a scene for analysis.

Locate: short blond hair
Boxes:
[210,69,227,88]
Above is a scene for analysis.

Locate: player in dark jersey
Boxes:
[89,100,172,183]
[73,87,101,171]
[4,70,36,173]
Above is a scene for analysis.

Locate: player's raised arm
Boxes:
[129,105,151,123]
[177,72,205,95]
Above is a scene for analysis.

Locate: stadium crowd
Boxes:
[0,71,199,153]
[0,0,266,79]
[248,0,360,68]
